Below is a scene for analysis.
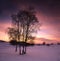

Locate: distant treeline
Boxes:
[9,40,60,46]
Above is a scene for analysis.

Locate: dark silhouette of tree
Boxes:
[42,42,46,45]
[57,42,60,45]
[8,27,19,52]
[8,7,40,55]
[9,40,17,46]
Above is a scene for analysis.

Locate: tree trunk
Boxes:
[15,44,18,52]
[19,45,21,55]
[24,24,29,54]
[24,46,26,54]
[23,46,26,54]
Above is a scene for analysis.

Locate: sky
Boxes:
[0,0,60,43]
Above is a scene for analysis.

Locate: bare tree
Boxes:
[8,7,40,55]
[8,27,19,52]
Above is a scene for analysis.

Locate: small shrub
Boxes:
[46,44,50,46]
[9,40,17,45]
[57,43,60,45]
[42,42,46,45]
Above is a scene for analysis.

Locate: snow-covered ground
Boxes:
[0,42,60,61]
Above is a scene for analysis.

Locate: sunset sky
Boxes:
[0,0,60,43]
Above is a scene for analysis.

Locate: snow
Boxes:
[0,42,60,61]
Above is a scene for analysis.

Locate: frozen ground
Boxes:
[0,42,60,61]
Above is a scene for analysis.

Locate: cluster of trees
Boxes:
[9,40,35,46]
[57,42,60,45]
[36,42,54,46]
[7,7,39,55]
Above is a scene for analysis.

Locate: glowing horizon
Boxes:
[0,0,60,43]
[0,19,60,43]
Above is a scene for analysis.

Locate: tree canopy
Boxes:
[7,7,40,55]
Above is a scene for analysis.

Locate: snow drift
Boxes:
[0,42,60,61]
